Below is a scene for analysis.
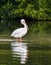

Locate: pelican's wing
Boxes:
[11,28,24,36]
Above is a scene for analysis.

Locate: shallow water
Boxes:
[0,41,51,65]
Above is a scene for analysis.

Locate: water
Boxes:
[0,41,51,65]
[11,42,28,64]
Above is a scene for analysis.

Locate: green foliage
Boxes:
[38,0,48,20]
[0,0,51,34]
[0,0,51,19]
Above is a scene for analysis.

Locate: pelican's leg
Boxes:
[20,37,22,42]
[16,38,22,42]
[16,38,19,42]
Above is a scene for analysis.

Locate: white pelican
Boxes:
[11,19,28,41]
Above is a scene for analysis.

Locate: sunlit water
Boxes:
[0,41,51,65]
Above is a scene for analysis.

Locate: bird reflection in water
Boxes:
[11,41,28,64]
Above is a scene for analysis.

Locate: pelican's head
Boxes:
[20,19,28,29]
[20,19,26,25]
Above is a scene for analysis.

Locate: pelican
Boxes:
[11,19,28,41]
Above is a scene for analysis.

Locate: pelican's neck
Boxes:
[23,23,28,29]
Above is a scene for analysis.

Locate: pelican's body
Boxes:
[11,27,27,38]
[11,19,28,41]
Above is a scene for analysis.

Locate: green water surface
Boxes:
[0,39,51,65]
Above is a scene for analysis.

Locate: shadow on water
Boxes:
[11,41,28,64]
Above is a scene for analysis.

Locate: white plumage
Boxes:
[11,19,28,38]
